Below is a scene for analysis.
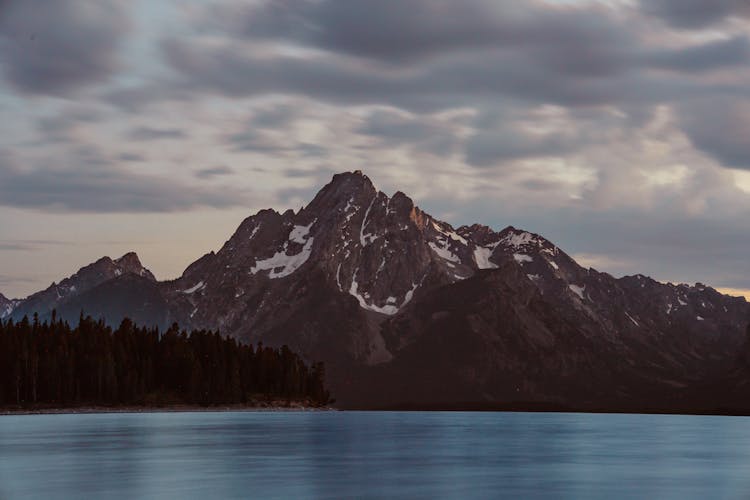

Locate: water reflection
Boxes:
[1,411,750,499]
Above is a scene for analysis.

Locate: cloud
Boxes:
[225,126,328,157]
[128,127,187,141]
[0,0,131,95]
[195,165,234,179]
[251,104,300,129]
[35,107,103,143]
[357,109,462,156]
[118,153,146,162]
[217,0,518,62]
[465,127,577,166]
[644,36,750,73]
[639,0,750,29]
[0,239,72,251]
[0,151,249,213]
[0,275,38,287]
[678,98,750,170]
[162,5,750,117]
[216,0,639,70]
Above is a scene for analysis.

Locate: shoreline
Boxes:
[4,405,750,417]
[1,403,335,416]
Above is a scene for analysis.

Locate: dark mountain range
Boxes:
[6,171,750,411]
[10,252,155,321]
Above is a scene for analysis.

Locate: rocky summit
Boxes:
[5,171,750,411]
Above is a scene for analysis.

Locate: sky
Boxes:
[1,0,750,299]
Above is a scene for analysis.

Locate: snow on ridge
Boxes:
[429,241,461,263]
[183,281,206,294]
[474,247,498,270]
[513,253,533,264]
[432,221,468,245]
[502,231,536,248]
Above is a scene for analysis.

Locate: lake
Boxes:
[1,411,749,499]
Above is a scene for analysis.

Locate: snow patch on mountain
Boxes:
[514,253,533,264]
[289,221,315,244]
[473,247,498,270]
[251,224,316,279]
[429,241,461,263]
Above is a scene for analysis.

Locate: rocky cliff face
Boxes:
[161,171,507,366]
[8,171,750,410]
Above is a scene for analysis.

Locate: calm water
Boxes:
[1,411,750,499]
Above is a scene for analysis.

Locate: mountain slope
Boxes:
[6,171,750,411]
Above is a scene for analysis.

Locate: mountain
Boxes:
[10,252,157,321]
[7,171,750,411]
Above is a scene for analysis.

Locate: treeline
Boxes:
[0,313,331,408]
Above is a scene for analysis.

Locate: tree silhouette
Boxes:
[0,313,331,408]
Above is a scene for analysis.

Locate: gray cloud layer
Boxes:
[639,0,750,29]
[0,0,130,95]
[0,152,247,213]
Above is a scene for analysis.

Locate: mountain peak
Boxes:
[304,170,377,216]
[115,252,156,281]
[115,251,142,268]
[329,170,375,192]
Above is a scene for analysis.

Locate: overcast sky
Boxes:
[1,0,750,299]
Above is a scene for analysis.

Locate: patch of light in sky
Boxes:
[734,170,750,194]
[642,166,688,187]
[716,288,750,300]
